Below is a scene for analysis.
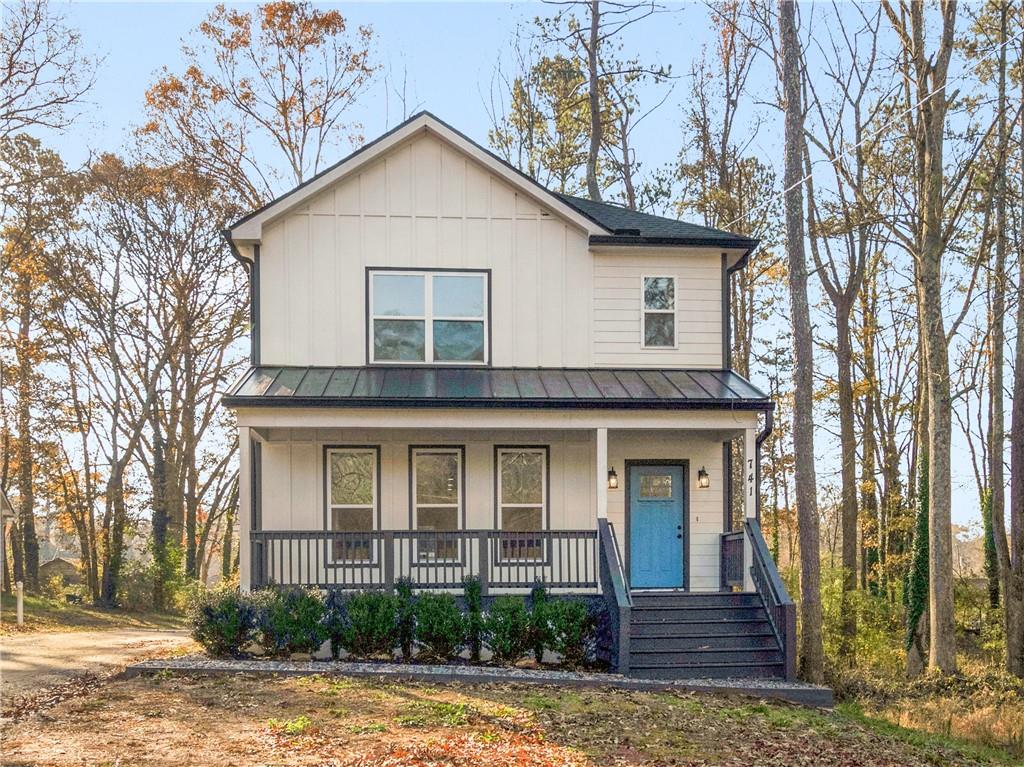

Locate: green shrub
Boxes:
[338,591,398,659]
[414,593,466,661]
[529,582,551,663]
[395,577,416,662]
[257,587,328,657]
[188,585,256,657]
[485,596,531,665]
[463,576,484,663]
[547,599,594,669]
[323,590,348,659]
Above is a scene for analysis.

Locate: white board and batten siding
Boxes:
[257,132,726,369]
[258,132,593,368]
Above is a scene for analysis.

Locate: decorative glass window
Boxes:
[370,270,488,364]
[639,474,673,499]
[326,448,377,562]
[412,447,463,560]
[641,276,676,348]
[497,448,547,561]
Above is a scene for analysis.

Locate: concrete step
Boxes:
[630,632,778,652]
[630,592,762,608]
[628,661,786,680]
[630,618,773,637]
[630,647,784,666]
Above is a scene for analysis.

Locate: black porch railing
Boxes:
[719,530,745,589]
[251,529,599,593]
[745,518,797,681]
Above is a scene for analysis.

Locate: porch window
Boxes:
[641,275,676,348]
[497,447,547,562]
[369,270,488,364]
[412,447,463,561]
[326,447,378,562]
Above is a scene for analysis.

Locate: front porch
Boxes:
[225,363,796,681]
[238,418,756,594]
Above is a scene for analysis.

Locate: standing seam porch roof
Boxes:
[223,366,772,410]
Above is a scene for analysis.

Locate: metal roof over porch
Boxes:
[223,366,771,410]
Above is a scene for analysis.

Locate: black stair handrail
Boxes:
[598,519,631,673]
[744,518,797,681]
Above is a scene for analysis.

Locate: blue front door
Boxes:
[629,464,685,589]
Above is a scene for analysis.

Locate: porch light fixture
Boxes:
[607,468,619,490]
[697,467,710,489]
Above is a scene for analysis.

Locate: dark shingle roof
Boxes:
[555,193,758,249]
[223,366,771,410]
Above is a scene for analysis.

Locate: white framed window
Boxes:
[326,447,378,562]
[641,275,676,348]
[411,446,464,561]
[369,270,488,364]
[496,447,548,562]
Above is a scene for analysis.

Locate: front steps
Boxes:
[628,591,786,680]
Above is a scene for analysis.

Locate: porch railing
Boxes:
[719,530,745,590]
[251,529,599,593]
[745,518,797,681]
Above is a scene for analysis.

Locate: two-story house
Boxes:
[222,113,795,680]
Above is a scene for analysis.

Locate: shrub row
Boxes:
[188,578,598,668]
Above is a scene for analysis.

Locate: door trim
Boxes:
[624,459,689,590]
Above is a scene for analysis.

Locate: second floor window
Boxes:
[642,275,676,348]
[369,270,488,364]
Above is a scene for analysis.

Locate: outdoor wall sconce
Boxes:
[697,466,710,489]
[607,467,619,490]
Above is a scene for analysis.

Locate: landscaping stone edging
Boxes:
[124,655,834,708]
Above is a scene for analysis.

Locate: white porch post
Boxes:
[743,425,757,591]
[596,427,608,521]
[238,427,251,592]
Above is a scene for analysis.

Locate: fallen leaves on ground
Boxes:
[1,673,1015,766]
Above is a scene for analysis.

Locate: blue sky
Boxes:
[40,2,986,529]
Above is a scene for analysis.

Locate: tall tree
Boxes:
[882,0,959,674]
[1001,4,1024,680]
[777,0,824,684]
[0,135,81,592]
[0,0,95,140]
[142,1,379,208]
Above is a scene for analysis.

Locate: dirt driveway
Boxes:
[0,629,190,700]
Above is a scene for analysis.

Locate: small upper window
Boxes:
[369,270,488,364]
[641,276,676,348]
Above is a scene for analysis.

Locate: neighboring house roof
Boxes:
[223,366,771,410]
[225,111,757,263]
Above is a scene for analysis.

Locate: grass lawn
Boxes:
[0,593,186,635]
[3,672,1017,766]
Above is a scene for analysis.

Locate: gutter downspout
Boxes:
[754,408,774,522]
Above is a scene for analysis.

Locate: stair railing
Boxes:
[598,518,631,673]
[744,518,797,681]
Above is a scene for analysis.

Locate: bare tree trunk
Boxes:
[1003,5,1024,678]
[585,0,603,201]
[836,302,859,660]
[778,0,824,684]
[15,270,39,593]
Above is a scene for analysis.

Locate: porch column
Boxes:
[238,427,251,591]
[596,427,608,520]
[743,426,757,591]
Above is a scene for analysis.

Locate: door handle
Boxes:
[677,525,682,531]
[676,533,682,539]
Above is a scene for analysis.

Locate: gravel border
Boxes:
[124,655,833,707]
